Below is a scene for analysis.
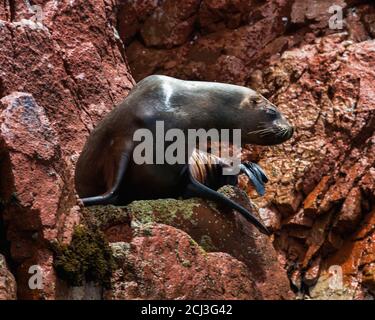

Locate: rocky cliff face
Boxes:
[0,0,133,299]
[0,0,373,300]
[119,0,375,299]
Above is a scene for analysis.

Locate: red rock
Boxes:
[0,92,61,299]
[140,0,200,48]
[346,8,371,42]
[258,207,282,231]
[286,227,310,240]
[360,233,375,266]
[303,176,330,216]
[304,256,322,287]
[260,37,374,295]
[353,209,375,241]
[323,210,375,295]
[199,0,254,32]
[325,231,344,252]
[274,189,303,217]
[359,168,375,200]
[285,209,314,228]
[104,224,260,300]
[124,0,292,82]
[0,5,7,20]
[117,0,161,44]
[291,0,347,26]
[303,213,332,268]
[320,155,370,214]
[0,0,134,299]
[361,5,375,37]
[290,269,302,291]
[333,187,362,234]
[106,187,295,300]
[275,234,305,264]
[0,92,60,223]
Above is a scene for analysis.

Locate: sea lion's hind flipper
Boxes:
[240,162,268,196]
[244,162,268,183]
[186,176,270,236]
[80,152,130,206]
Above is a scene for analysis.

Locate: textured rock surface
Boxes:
[84,186,293,299]
[105,225,260,300]
[0,0,133,299]
[122,0,375,84]
[0,254,16,300]
[50,187,293,300]
[258,35,375,299]
[119,0,375,299]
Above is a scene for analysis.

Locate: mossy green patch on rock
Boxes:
[217,185,238,199]
[199,235,217,252]
[188,238,207,257]
[83,205,129,230]
[109,242,131,263]
[173,247,192,268]
[53,225,115,288]
[132,221,155,237]
[182,260,192,268]
[128,198,201,226]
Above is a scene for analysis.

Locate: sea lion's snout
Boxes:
[288,125,294,139]
[245,102,294,146]
[273,117,294,142]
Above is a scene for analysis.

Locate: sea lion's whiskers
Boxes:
[260,128,277,137]
[247,128,270,135]
[282,128,290,138]
[276,128,286,137]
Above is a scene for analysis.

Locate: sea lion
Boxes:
[75,75,294,235]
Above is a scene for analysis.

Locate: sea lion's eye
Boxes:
[252,96,263,104]
[266,107,278,118]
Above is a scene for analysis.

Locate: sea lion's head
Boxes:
[239,91,294,146]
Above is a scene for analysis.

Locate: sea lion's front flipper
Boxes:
[186,172,270,236]
[80,152,130,206]
[240,162,268,196]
